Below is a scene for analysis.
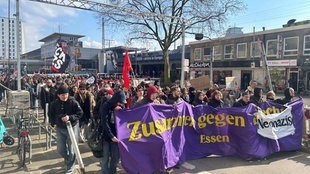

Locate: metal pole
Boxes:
[252,27,255,80]
[16,0,21,90]
[261,43,273,91]
[45,103,49,150]
[66,121,85,174]
[210,47,214,86]
[101,17,107,73]
[180,21,185,88]
[8,0,10,72]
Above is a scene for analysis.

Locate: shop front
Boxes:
[264,59,298,92]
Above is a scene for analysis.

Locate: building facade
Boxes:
[189,22,310,93]
[0,16,22,68]
[22,32,102,74]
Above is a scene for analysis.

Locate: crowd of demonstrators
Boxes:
[0,72,301,173]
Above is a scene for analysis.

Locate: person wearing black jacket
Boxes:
[250,87,264,107]
[40,79,56,122]
[208,90,224,108]
[99,90,127,174]
[277,87,295,105]
[48,86,83,174]
[233,91,251,107]
[192,90,206,106]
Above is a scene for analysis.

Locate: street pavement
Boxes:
[1,94,310,174]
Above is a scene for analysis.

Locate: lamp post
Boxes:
[16,0,21,90]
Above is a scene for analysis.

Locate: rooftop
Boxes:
[39,32,84,42]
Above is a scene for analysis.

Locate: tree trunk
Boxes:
[163,48,170,85]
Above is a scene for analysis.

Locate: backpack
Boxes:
[87,119,104,158]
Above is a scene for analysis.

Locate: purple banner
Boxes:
[115,98,304,174]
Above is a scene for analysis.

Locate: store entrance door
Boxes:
[241,71,252,90]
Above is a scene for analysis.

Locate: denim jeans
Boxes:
[100,141,120,174]
[56,124,79,171]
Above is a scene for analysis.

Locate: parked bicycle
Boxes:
[9,107,32,166]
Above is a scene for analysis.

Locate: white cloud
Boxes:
[82,37,102,48]
[19,1,78,52]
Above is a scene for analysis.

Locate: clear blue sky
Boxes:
[1,0,310,53]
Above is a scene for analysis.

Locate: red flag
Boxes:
[122,49,132,89]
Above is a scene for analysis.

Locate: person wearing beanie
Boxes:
[74,84,95,143]
[188,87,196,104]
[250,87,264,107]
[40,79,56,122]
[134,85,160,107]
[48,85,83,174]
[99,90,126,174]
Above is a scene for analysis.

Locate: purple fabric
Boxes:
[115,98,304,174]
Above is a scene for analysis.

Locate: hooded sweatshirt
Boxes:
[100,90,126,141]
[250,87,263,107]
[277,87,293,105]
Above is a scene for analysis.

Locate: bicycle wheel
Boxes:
[17,136,26,166]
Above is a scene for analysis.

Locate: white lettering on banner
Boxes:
[257,106,295,140]
[52,43,66,71]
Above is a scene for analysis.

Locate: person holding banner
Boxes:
[192,90,207,106]
[166,86,183,105]
[266,90,276,101]
[208,90,224,108]
[49,86,84,174]
[250,87,264,107]
[233,91,251,107]
[134,85,160,107]
[277,87,295,105]
[99,90,127,174]
[130,85,144,108]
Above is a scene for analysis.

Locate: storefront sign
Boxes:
[262,59,297,67]
[189,62,210,68]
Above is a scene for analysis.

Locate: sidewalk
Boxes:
[0,104,125,174]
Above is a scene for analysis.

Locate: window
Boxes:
[203,47,211,61]
[194,48,202,61]
[224,44,234,59]
[284,36,298,56]
[266,40,277,57]
[251,42,260,57]
[304,35,310,55]
[237,43,247,58]
[213,45,222,60]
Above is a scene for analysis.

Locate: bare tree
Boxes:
[102,0,245,84]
